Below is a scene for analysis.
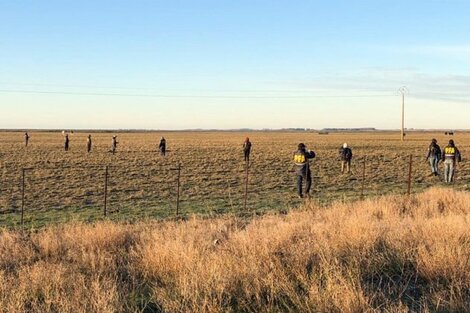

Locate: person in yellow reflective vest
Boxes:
[293,143,316,198]
[442,139,461,184]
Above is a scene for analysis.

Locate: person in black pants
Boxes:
[159,137,167,156]
[87,135,92,153]
[293,143,316,198]
[24,132,30,147]
[243,137,252,163]
[64,134,70,151]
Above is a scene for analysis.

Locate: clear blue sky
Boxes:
[1,0,469,129]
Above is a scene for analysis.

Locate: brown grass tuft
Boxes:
[0,187,469,312]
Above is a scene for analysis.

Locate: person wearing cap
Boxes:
[64,134,70,151]
[293,143,316,198]
[159,137,167,156]
[24,132,30,147]
[426,138,441,176]
[339,143,353,174]
[111,135,118,154]
[87,135,92,153]
[442,139,461,184]
[243,137,252,163]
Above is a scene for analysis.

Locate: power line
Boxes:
[0,89,397,99]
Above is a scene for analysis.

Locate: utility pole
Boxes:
[398,86,409,142]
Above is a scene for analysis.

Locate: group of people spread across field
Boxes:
[24,132,167,156]
[21,132,462,199]
[292,138,462,198]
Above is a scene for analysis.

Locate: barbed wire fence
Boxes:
[0,153,465,228]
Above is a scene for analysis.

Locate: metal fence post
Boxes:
[104,166,109,216]
[244,162,249,211]
[21,168,26,226]
[176,163,181,216]
[360,157,366,199]
[407,155,413,196]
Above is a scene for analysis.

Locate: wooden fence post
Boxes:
[361,157,366,199]
[21,168,26,226]
[407,155,413,196]
[176,163,181,216]
[104,166,109,216]
[244,163,249,211]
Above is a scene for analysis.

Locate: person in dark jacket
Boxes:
[159,137,166,156]
[243,137,252,163]
[339,143,353,174]
[442,139,461,184]
[293,143,316,198]
[426,138,441,176]
[111,136,118,154]
[64,134,70,151]
[87,135,92,153]
[24,132,30,147]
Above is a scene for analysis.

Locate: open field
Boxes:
[0,188,469,312]
[0,131,469,227]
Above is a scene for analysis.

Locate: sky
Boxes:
[1,0,470,130]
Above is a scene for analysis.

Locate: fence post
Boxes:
[21,168,26,226]
[176,163,181,216]
[407,154,413,196]
[104,166,109,217]
[244,162,249,211]
[360,157,366,199]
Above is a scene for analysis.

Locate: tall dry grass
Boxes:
[0,187,469,312]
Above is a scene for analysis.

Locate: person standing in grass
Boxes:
[111,136,118,154]
[87,135,92,153]
[293,143,316,198]
[159,137,166,156]
[426,138,441,176]
[24,132,30,147]
[243,137,252,163]
[442,139,461,184]
[64,133,70,151]
[339,143,352,174]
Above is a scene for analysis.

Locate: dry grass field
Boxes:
[0,188,469,312]
[0,131,469,227]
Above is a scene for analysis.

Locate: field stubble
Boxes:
[0,131,469,227]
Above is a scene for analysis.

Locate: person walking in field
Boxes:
[426,138,441,176]
[442,139,461,184]
[293,143,316,198]
[87,135,92,153]
[243,137,252,163]
[24,132,30,147]
[159,137,166,156]
[111,136,118,154]
[339,143,352,174]
[64,134,70,151]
